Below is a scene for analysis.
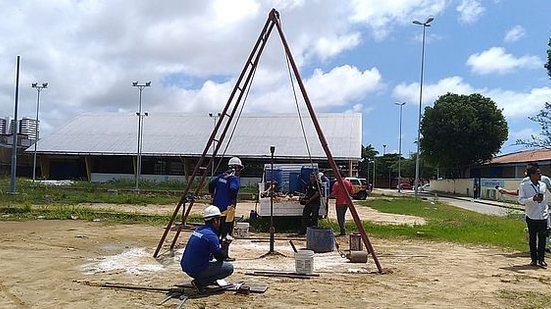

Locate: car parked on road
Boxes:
[345,177,369,200]
[398,182,413,190]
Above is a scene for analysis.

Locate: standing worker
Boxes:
[497,162,551,253]
[180,206,234,292]
[518,166,549,268]
[208,156,243,261]
[331,173,354,236]
[300,172,321,235]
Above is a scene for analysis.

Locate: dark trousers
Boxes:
[188,261,234,287]
[336,204,348,235]
[219,216,234,257]
[219,216,234,238]
[300,203,320,234]
[526,217,547,262]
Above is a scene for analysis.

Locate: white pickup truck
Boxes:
[257,163,328,217]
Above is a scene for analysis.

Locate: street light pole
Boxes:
[395,102,405,192]
[413,17,434,198]
[208,112,221,176]
[132,81,151,193]
[31,82,48,182]
[373,158,376,189]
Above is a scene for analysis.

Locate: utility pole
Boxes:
[31,82,48,182]
[132,81,151,193]
[395,102,405,192]
[413,17,434,198]
[10,56,21,193]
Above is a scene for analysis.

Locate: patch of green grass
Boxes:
[497,289,551,309]
[320,196,527,251]
[0,204,203,225]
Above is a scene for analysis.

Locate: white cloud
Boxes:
[393,77,551,120]
[349,0,447,39]
[485,87,551,118]
[244,64,383,113]
[456,0,485,24]
[313,33,361,60]
[466,47,543,75]
[393,76,475,105]
[504,25,526,43]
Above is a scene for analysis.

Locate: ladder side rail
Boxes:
[181,18,277,224]
[154,13,279,257]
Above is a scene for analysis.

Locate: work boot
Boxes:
[538,260,548,269]
[191,280,205,293]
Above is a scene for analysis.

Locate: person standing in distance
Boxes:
[300,172,321,235]
[518,166,549,268]
[208,156,243,261]
[180,206,234,292]
[497,162,551,253]
[331,172,354,236]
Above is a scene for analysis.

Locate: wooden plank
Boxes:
[253,271,319,277]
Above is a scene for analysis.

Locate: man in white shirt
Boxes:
[518,166,549,268]
[497,162,551,253]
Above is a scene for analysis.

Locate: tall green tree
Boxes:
[420,93,508,177]
[358,144,377,177]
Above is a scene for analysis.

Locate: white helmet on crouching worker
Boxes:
[228,157,243,169]
[204,205,221,221]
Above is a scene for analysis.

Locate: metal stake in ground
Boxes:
[260,145,285,258]
[269,145,275,253]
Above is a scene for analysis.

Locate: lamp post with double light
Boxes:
[412,17,434,198]
[132,81,151,192]
[31,82,48,182]
[395,102,405,192]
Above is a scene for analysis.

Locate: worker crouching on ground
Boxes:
[300,172,321,235]
[518,166,549,269]
[180,206,234,292]
[208,156,243,261]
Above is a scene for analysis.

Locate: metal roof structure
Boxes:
[488,148,551,165]
[29,113,362,160]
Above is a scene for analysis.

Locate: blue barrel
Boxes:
[264,168,283,191]
[306,227,335,253]
[288,172,300,194]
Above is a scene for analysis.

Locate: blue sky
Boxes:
[0,0,550,158]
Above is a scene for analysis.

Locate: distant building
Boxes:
[0,118,7,134]
[27,112,363,181]
[10,117,38,141]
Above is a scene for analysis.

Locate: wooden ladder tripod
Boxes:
[153,8,383,274]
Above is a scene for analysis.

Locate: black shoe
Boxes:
[224,257,236,262]
[530,260,537,266]
[545,247,551,253]
[191,280,205,293]
[538,260,548,269]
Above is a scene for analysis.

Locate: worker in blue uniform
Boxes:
[208,156,243,261]
[180,205,234,292]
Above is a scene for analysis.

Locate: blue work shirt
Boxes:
[180,224,222,276]
[209,173,240,212]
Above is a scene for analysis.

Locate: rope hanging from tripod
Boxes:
[284,47,315,168]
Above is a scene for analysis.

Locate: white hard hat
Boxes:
[228,157,243,168]
[204,205,221,220]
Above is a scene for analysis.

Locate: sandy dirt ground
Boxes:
[1,216,551,308]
